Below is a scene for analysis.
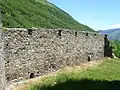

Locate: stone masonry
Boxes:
[0,25,6,90]
[0,28,111,89]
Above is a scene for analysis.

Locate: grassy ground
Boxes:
[12,59,118,90]
[14,60,102,90]
[27,58,120,90]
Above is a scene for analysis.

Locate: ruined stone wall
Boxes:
[0,25,6,90]
[3,28,104,84]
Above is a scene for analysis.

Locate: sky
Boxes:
[48,0,120,30]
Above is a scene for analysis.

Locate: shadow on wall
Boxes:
[32,79,120,90]
[104,35,113,58]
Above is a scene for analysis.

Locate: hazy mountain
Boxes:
[98,28,120,41]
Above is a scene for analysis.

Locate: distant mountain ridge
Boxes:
[98,28,120,41]
[0,0,94,32]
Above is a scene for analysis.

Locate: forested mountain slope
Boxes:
[0,0,94,31]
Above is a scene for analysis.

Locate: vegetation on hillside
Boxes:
[27,59,120,90]
[0,0,94,31]
[110,40,120,58]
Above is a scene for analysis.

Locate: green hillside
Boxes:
[0,0,94,31]
[110,40,120,58]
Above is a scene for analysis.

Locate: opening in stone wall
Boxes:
[58,30,61,36]
[7,61,9,63]
[94,34,96,36]
[6,43,8,46]
[75,31,77,37]
[28,29,32,35]
[6,77,9,81]
[88,56,91,62]
[30,73,35,79]
[86,33,88,36]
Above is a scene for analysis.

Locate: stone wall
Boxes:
[0,25,6,90]
[2,28,105,84]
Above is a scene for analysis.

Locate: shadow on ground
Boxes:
[34,79,120,90]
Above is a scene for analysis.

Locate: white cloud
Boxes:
[97,24,120,30]
[109,24,120,28]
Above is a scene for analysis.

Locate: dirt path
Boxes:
[8,59,104,90]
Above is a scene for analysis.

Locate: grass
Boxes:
[0,0,94,32]
[13,58,120,90]
[28,59,120,90]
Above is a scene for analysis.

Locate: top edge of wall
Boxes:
[4,28,104,36]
